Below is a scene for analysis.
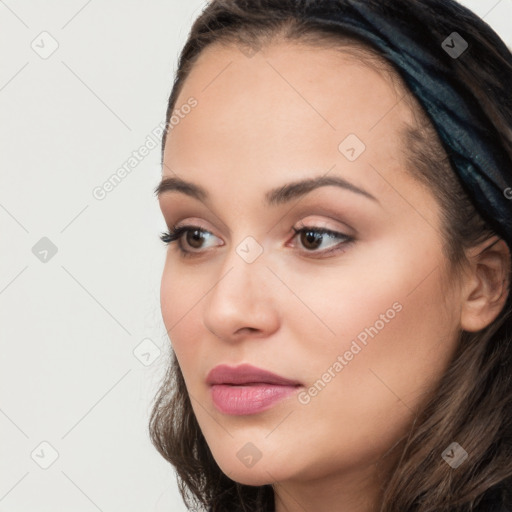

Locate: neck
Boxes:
[272,442,402,512]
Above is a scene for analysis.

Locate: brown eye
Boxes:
[160,225,222,257]
[185,228,207,249]
[299,229,325,250]
[291,226,354,256]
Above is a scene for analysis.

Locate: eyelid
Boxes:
[162,224,223,258]
[172,219,222,239]
[173,223,223,247]
[169,218,348,244]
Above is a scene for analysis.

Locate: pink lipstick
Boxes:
[206,363,302,415]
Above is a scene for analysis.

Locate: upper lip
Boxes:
[206,364,302,386]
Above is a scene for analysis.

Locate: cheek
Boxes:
[290,240,458,436]
[160,259,204,365]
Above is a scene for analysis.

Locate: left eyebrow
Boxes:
[155,174,379,205]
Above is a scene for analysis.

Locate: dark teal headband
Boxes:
[306,1,512,248]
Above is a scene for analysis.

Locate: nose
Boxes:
[202,241,280,343]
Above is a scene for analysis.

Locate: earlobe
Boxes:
[460,237,511,332]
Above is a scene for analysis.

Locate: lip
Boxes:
[206,363,302,386]
[206,364,302,415]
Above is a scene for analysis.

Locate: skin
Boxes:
[157,41,510,512]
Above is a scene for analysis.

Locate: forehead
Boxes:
[163,41,417,199]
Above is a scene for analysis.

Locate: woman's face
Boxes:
[157,41,463,494]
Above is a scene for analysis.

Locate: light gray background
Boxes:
[0,1,510,511]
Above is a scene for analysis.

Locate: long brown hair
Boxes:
[150,1,512,510]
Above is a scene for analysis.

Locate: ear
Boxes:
[460,236,511,332]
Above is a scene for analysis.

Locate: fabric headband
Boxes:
[306,1,512,248]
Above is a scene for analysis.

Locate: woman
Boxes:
[150,0,512,510]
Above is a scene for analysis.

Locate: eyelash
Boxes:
[160,224,354,259]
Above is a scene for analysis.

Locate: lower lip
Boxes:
[210,384,300,415]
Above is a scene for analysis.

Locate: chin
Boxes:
[210,447,292,486]
[221,465,277,486]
